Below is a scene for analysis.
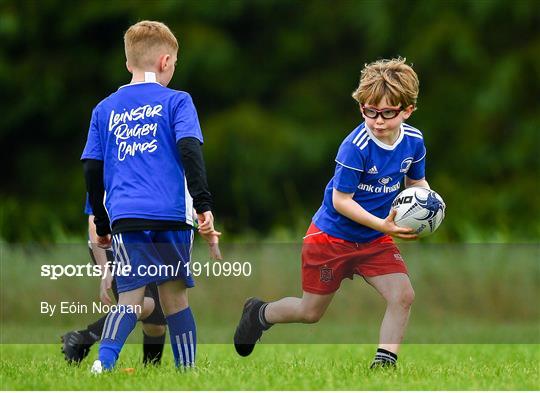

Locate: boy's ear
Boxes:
[159,54,170,72]
[402,105,415,119]
[125,61,132,73]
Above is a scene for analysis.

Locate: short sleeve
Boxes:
[407,143,426,180]
[81,108,103,160]
[335,140,364,172]
[333,141,364,193]
[173,93,203,143]
[333,164,363,193]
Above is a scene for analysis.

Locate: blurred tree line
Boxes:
[1,0,539,242]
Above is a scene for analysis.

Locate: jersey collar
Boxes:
[365,123,404,150]
[117,72,162,90]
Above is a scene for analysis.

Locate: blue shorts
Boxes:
[111,229,195,293]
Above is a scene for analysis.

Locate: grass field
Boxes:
[1,243,539,389]
[1,343,539,390]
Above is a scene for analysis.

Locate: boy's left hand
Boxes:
[381,210,419,240]
[197,211,216,235]
[200,230,222,260]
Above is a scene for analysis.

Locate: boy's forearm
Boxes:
[405,177,430,189]
[91,246,110,270]
[333,192,384,232]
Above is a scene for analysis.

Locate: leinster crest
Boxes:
[320,266,333,283]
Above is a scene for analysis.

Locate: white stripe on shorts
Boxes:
[112,235,125,266]
[118,233,130,266]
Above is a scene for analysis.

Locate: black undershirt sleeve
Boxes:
[82,159,111,236]
[177,137,213,214]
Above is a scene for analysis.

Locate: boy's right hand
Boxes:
[97,234,112,249]
[381,210,418,240]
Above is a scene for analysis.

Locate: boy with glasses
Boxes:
[234,57,430,369]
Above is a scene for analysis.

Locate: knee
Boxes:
[160,295,188,316]
[143,323,166,337]
[118,295,145,316]
[158,283,188,316]
[390,287,415,309]
[140,297,155,320]
[301,308,324,324]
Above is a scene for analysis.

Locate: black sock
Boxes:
[86,315,107,337]
[257,303,273,330]
[81,316,107,344]
[370,348,398,368]
[143,332,166,365]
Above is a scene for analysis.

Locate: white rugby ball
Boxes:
[391,187,446,237]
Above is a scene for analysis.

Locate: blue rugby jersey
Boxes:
[81,80,203,226]
[312,122,427,243]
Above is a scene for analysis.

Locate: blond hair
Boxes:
[124,20,178,69]
[352,57,419,108]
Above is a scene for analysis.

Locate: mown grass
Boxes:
[1,244,539,389]
[1,343,539,390]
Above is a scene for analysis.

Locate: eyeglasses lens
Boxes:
[381,110,398,119]
[363,108,399,119]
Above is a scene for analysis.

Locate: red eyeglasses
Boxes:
[361,105,403,120]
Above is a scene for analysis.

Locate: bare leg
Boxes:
[264,291,335,324]
[364,273,415,354]
[139,296,155,320]
[117,286,146,318]
[157,279,188,316]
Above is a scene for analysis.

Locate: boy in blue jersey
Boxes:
[234,58,429,368]
[81,21,221,373]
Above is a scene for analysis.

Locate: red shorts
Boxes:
[301,223,408,295]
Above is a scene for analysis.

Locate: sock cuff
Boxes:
[101,310,138,342]
[376,348,398,361]
[257,303,272,330]
[166,307,194,323]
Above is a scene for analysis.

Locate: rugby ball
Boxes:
[391,187,446,237]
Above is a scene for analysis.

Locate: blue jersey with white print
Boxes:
[81,81,203,226]
[312,122,427,243]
